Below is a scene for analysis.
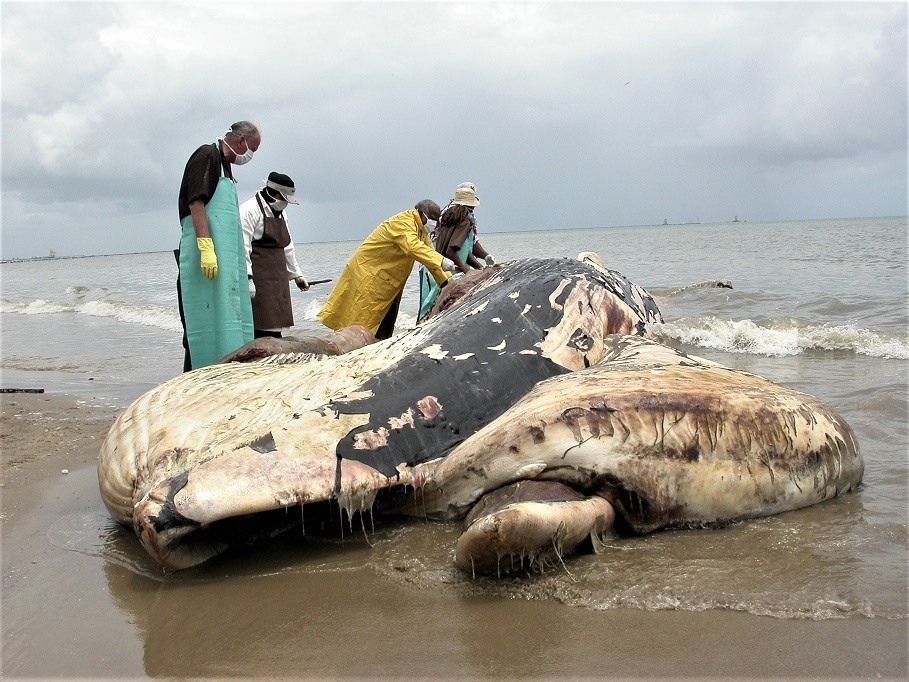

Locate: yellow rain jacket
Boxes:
[318,209,452,333]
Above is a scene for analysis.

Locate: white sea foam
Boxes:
[582,591,886,620]
[78,300,183,333]
[653,317,909,359]
[0,297,183,333]
[1,299,71,315]
[299,299,323,322]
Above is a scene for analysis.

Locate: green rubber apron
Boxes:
[178,152,253,369]
[417,230,475,322]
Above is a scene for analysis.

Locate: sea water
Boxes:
[1,215,906,620]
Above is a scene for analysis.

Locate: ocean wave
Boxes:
[1,298,71,315]
[370,551,905,621]
[652,317,909,359]
[64,285,110,297]
[577,590,898,620]
[1,359,82,372]
[0,298,183,333]
[652,280,734,297]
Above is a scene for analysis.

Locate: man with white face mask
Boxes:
[239,172,310,338]
[176,120,261,371]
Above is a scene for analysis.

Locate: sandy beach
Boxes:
[0,390,905,680]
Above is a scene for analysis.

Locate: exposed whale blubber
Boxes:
[454,481,617,576]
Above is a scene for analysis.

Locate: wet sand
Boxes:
[2,392,906,680]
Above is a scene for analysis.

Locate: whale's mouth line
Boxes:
[145,482,446,569]
[144,475,632,572]
[147,496,378,570]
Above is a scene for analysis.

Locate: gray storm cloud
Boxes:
[1,1,905,259]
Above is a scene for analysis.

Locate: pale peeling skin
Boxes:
[99,328,427,568]
[421,336,863,545]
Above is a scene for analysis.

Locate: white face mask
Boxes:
[224,137,254,165]
[423,217,438,233]
[270,199,288,212]
[232,147,254,165]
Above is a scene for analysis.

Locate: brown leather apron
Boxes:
[250,193,294,330]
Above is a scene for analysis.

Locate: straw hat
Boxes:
[452,186,480,207]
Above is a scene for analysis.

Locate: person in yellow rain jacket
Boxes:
[318,200,456,340]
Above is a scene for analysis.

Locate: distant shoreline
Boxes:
[2,215,904,262]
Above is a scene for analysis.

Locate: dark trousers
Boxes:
[174,250,192,373]
[375,293,402,341]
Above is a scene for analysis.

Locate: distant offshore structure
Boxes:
[659,216,746,226]
[1,248,59,264]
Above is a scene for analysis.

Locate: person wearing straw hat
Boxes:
[418,183,495,321]
[436,184,493,272]
[439,182,495,268]
[239,172,310,339]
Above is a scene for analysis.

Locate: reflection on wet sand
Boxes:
[97,512,907,680]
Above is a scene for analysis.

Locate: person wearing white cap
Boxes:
[238,172,310,338]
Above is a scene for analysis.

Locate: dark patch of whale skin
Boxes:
[249,432,277,455]
[332,258,658,480]
[148,471,197,535]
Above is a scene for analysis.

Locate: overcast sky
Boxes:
[1,1,906,259]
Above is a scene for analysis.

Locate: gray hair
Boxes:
[227,120,259,140]
[414,199,440,218]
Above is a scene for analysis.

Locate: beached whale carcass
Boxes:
[96,254,862,572]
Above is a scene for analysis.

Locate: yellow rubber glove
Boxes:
[197,238,218,279]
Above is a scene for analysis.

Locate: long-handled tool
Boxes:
[306,278,332,285]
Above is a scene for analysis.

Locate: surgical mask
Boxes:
[270,199,288,212]
[423,217,437,233]
[232,147,254,165]
[223,137,254,165]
